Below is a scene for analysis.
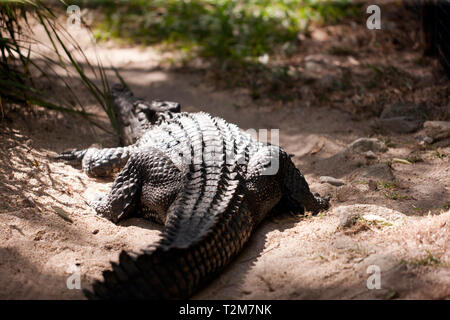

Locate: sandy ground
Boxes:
[1,9,449,299]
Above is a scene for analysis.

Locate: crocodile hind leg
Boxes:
[57,146,136,177]
[90,147,184,224]
[279,149,329,215]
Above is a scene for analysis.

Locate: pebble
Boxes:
[335,208,362,229]
[368,180,378,191]
[319,176,345,186]
[365,151,377,159]
[345,138,387,153]
[416,134,434,144]
[423,121,450,141]
[23,196,36,207]
[339,212,360,228]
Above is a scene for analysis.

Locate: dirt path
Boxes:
[1,19,449,299]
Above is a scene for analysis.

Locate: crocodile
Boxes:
[58,84,330,299]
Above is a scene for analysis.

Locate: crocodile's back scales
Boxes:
[59,85,329,299]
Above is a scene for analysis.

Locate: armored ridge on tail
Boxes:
[58,85,329,299]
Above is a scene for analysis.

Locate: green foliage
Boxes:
[90,0,360,64]
[377,179,408,201]
[403,250,448,267]
[0,0,118,133]
[80,0,360,100]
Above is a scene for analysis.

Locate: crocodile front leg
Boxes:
[57,146,136,177]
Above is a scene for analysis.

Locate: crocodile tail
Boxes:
[84,186,252,300]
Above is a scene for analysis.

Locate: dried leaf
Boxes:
[52,206,73,223]
[310,140,325,155]
[392,158,412,165]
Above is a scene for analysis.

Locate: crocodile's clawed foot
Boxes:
[311,192,331,215]
[55,149,86,163]
[87,193,113,220]
[87,193,105,207]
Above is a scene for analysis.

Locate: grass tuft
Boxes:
[0,0,120,134]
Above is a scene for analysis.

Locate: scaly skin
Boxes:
[59,85,330,299]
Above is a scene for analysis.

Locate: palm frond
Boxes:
[0,0,121,135]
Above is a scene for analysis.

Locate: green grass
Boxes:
[377,179,397,190]
[358,217,393,228]
[376,179,409,201]
[434,148,445,159]
[403,250,448,267]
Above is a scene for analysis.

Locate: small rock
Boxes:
[338,211,361,228]
[345,138,387,153]
[336,185,360,202]
[23,196,36,208]
[350,163,394,182]
[362,214,391,225]
[376,117,423,134]
[365,151,377,159]
[380,103,428,120]
[368,180,378,191]
[355,183,369,192]
[303,54,335,73]
[304,60,322,73]
[423,121,450,141]
[311,29,328,41]
[423,136,434,144]
[319,176,345,186]
[416,134,434,144]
